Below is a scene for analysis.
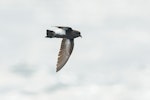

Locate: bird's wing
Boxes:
[56,38,74,72]
[55,26,72,30]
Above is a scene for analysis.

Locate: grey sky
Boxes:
[0,0,150,100]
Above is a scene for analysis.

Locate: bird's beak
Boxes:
[79,35,82,38]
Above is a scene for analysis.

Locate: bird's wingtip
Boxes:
[56,68,60,72]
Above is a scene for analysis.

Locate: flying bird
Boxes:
[46,26,81,72]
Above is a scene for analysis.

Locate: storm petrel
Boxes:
[46,26,81,72]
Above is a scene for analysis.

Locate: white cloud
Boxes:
[1,0,150,100]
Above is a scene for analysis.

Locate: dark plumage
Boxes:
[46,26,81,72]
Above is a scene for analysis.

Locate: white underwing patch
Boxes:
[65,39,71,55]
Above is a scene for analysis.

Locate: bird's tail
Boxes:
[46,30,55,38]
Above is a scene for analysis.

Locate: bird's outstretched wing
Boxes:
[56,38,74,72]
[55,26,72,30]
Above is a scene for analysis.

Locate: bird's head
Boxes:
[73,30,82,38]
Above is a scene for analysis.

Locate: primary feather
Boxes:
[56,39,74,72]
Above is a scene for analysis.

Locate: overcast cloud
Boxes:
[0,0,150,100]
